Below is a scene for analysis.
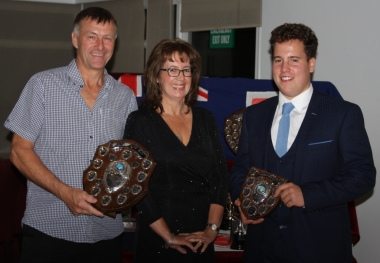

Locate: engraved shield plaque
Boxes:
[239,166,288,220]
[83,139,155,217]
[224,108,245,154]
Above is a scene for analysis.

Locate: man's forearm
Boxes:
[10,133,68,199]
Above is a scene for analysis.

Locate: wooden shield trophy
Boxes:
[83,140,155,217]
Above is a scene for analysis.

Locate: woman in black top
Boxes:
[123,38,228,263]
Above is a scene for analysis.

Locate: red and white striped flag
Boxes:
[118,74,143,97]
[197,86,209,102]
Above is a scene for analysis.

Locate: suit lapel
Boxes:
[259,99,278,169]
[292,89,324,183]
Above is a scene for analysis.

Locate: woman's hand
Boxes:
[169,233,197,254]
[184,203,225,253]
[149,218,198,254]
[185,229,218,253]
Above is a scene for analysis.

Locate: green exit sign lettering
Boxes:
[210,29,235,49]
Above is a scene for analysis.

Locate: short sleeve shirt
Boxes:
[4,60,138,242]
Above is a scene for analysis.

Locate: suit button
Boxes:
[279,225,287,229]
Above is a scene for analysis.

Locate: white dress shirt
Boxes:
[271,85,313,152]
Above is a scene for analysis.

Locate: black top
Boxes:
[123,106,228,263]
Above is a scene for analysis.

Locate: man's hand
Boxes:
[234,199,264,225]
[10,134,103,218]
[59,185,104,217]
[274,182,305,207]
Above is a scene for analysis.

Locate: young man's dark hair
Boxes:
[269,23,318,60]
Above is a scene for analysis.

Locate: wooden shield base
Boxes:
[239,167,288,220]
[83,140,155,217]
[224,108,245,155]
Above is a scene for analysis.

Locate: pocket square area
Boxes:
[308,140,333,146]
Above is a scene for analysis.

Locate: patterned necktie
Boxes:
[275,102,295,157]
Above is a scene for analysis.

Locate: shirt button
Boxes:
[279,160,282,163]
[279,225,287,229]
[90,136,93,139]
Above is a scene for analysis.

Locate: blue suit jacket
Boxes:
[229,89,376,263]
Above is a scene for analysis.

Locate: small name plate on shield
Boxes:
[83,139,155,217]
[239,167,288,220]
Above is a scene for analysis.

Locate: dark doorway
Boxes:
[192,28,256,79]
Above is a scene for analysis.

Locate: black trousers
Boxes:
[21,224,122,263]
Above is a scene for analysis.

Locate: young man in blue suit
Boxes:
[229,23,376,263]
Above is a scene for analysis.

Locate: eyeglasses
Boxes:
[160,68,195,77]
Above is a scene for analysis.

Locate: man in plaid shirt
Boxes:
[4,7,137,262]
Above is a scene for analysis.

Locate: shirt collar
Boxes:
[67,59,112,92]
[278,84,313,112]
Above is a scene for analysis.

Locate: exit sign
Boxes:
[210,29,235,48]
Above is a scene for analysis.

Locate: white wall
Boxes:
[259,1,380,261]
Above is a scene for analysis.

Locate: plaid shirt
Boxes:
[4,60,138,242]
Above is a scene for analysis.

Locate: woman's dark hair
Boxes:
[141,38,202,113]
[269,23,318,61]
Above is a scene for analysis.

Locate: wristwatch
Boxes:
[207,223,220,231]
